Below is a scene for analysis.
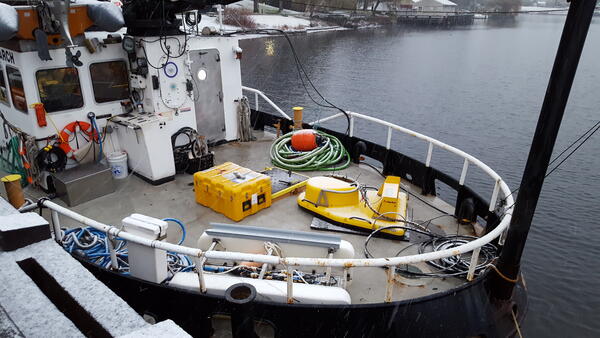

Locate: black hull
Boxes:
[79,259,527,337]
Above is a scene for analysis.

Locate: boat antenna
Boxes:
[490,0,598,300]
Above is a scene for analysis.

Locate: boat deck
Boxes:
[15,131,480,304]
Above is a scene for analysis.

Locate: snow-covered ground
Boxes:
[520,6,569,15]
[199,0,342,34]
[228,0,302,16]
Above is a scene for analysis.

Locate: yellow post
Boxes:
[1,174,25,208]
[293,107,303,130]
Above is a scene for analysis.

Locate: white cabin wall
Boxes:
[0,42,128,154]
[137,36,243,142]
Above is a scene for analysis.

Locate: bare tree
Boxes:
[372,0,381,12]
[254,0,259,13]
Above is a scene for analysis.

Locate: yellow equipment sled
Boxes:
[297,175,408,237]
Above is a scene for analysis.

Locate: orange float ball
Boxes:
[291,130,319,151]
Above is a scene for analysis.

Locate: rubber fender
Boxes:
[0,3,18,42]
[80,0,124,32]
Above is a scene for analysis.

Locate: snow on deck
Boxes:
[0,212,47,231]
[0,198,17,216]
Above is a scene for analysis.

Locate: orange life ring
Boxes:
[58,121,98,158]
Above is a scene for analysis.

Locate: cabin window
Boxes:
[89,61,129,103]
[0,68,9,106]
[6,67,27,113]
[36,67,83,113]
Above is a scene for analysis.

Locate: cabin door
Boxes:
[191,49,225,144]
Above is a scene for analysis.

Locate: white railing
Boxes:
[44,87,514,303]
[242,86,292,120]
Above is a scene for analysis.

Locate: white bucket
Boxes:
[107,151,128,179]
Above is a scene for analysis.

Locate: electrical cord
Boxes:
[62,225,196,276]
[363,217,497,278]
[163,218,186,245]
[35,144,67,173]
[171,127,208,173]
[228,28,351,134]
[499,119,600,211]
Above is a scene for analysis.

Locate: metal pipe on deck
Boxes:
[491,0,599,300]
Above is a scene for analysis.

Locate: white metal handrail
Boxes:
[42,87,515,303]
[236,87,513,265]
[242,86,292,120]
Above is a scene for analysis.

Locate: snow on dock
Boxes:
[0,196,190,337]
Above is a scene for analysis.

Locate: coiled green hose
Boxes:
[270,130,350,171]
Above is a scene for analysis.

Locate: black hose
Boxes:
[35,144,67,173]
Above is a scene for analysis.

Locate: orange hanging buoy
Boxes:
[291,130,318,151]
[33,103,47,127]
[58,121,98,159]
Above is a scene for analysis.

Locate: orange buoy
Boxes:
[58,121,98,159]
[291,130,318,151]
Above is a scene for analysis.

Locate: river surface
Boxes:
[240,14,600,337]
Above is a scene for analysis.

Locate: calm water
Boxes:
[240,15,600,337]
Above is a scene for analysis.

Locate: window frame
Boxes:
[6,66,27,113]
[0,65,11,107]
[35,66,85,113]
[88,60,130,104]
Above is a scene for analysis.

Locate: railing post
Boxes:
[466,247,481,281]
[385,266,395,302]
[489,180,500,212]
[459,158,469,185]
[287,267,294,304]
[107,233,119,270]
[386,127,392,150]
[50,210,62,243]
[194,257,207,293]
[426,142,433,167]
[254,92,259,111]
[324,251,334,285]
[349,114,355,137]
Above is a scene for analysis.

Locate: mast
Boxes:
[491,0,599,299]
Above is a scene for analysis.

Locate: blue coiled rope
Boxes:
[62,218,194,275]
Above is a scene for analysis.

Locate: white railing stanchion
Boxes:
[254,92,259,111]
[385,267,395,302]
[324,251,334,285]
[107,233,119,270]
[467,247,481,281]
[50,210,62,243]
[489,180,500,212]
[426,142,433,167]
[386,127,392,150]
[287,267,294,304]
[194,257,207,293]
[459,158,469,186]
[349,114,355,137]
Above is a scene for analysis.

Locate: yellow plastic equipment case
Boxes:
[194,162,272,221]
